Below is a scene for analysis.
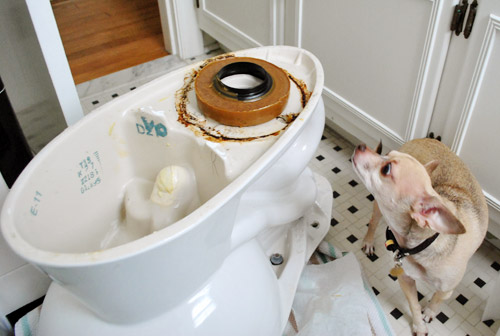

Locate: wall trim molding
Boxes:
[322,88,405,150]
[271,0,285,45]
[452,15,500,154]
[158,0,209,59]
[197,0,286,51]
[485,190,500,213]
[405,0,450,140]
[295,0,303,48]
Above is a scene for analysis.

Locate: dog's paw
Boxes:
[412,321,428,336]
[422,307,437,323]
[361,239,375,256]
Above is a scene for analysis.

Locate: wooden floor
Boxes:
[52,0,168,84]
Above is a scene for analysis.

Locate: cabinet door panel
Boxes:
[198,0,280,50]
[430,0,500,234]
[458,50,500,203]
[449,15,500,218]
[300,0,451,149]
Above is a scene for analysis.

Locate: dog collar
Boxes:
[385,226,439,261]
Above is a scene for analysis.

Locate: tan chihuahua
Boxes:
[351,138,488,335]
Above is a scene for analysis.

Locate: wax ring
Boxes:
[213,62,273,101]
[195,57,290,127]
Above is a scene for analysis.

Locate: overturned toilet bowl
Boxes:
[1,46,332,336]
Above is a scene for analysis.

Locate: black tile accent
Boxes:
[474,277,486,288]
[390,308,403,320]
[367,253,378,262]
[321,135,327,140]
[372,287,380,296]
[456,294,468,305]
[348,206,358,214]
[333,191,340,199]
[6,296,45,328]
[483,319,494,327]
[417,291,424,302]
[436,312,449,324]
[388,274,397,281]
[367,194,374,202]
[332,167,341,174]
[92,100,99,105]
[316,155,325,161]
[130,86,136,90]
[347,234,358,243]
[349,180,358,187]
[333,145,342,152]
[491,261,500,272]
[111,93,119,98]
[330,218,339,227]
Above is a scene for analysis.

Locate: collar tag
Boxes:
[390,264,404,278]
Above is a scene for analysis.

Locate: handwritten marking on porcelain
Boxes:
[136,116,167,137]
[78,152,102,194]
[30,191,42,216]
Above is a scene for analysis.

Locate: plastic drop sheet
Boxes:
[286,252,393,336]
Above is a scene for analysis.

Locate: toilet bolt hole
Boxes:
[270,253,284,266]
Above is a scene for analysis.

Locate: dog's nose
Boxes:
[357,144,366,152]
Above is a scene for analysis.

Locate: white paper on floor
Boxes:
[289,252,390,336]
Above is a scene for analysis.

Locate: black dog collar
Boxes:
[385,227,439,261]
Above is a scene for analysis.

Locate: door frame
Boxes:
[158,0,205,59]
[25,0,84,126]
[25,0,204,126]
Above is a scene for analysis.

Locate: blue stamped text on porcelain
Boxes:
[136,116,167,137]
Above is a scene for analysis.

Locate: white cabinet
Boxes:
[196,0,500,233]
[198,0,456,149]
[299,0,454,150]
[430,1,500,237]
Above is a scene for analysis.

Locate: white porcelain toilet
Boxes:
[1,46,332,335]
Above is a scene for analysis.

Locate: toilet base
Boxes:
[37,173,332,336]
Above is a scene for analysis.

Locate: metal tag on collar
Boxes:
[395,250,409,261]
[390,264,404,278]
[390,257,404,278]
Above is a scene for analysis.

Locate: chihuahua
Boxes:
[352,138,488,335]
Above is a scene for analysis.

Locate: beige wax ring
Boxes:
[194,57,290,127]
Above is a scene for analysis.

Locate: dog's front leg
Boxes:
[362,200,381,255]
[398,274,428,336]
[422,290,453,323]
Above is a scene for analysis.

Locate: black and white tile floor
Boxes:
[77,48,222,115]
[309,127,500,336]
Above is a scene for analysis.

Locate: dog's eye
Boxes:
[381,162,392,176]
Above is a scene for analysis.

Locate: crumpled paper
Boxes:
[290,253,375,336]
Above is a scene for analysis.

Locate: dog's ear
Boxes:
[411,195,466,234]
[424,160,439,176]
[375,140,383,155]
